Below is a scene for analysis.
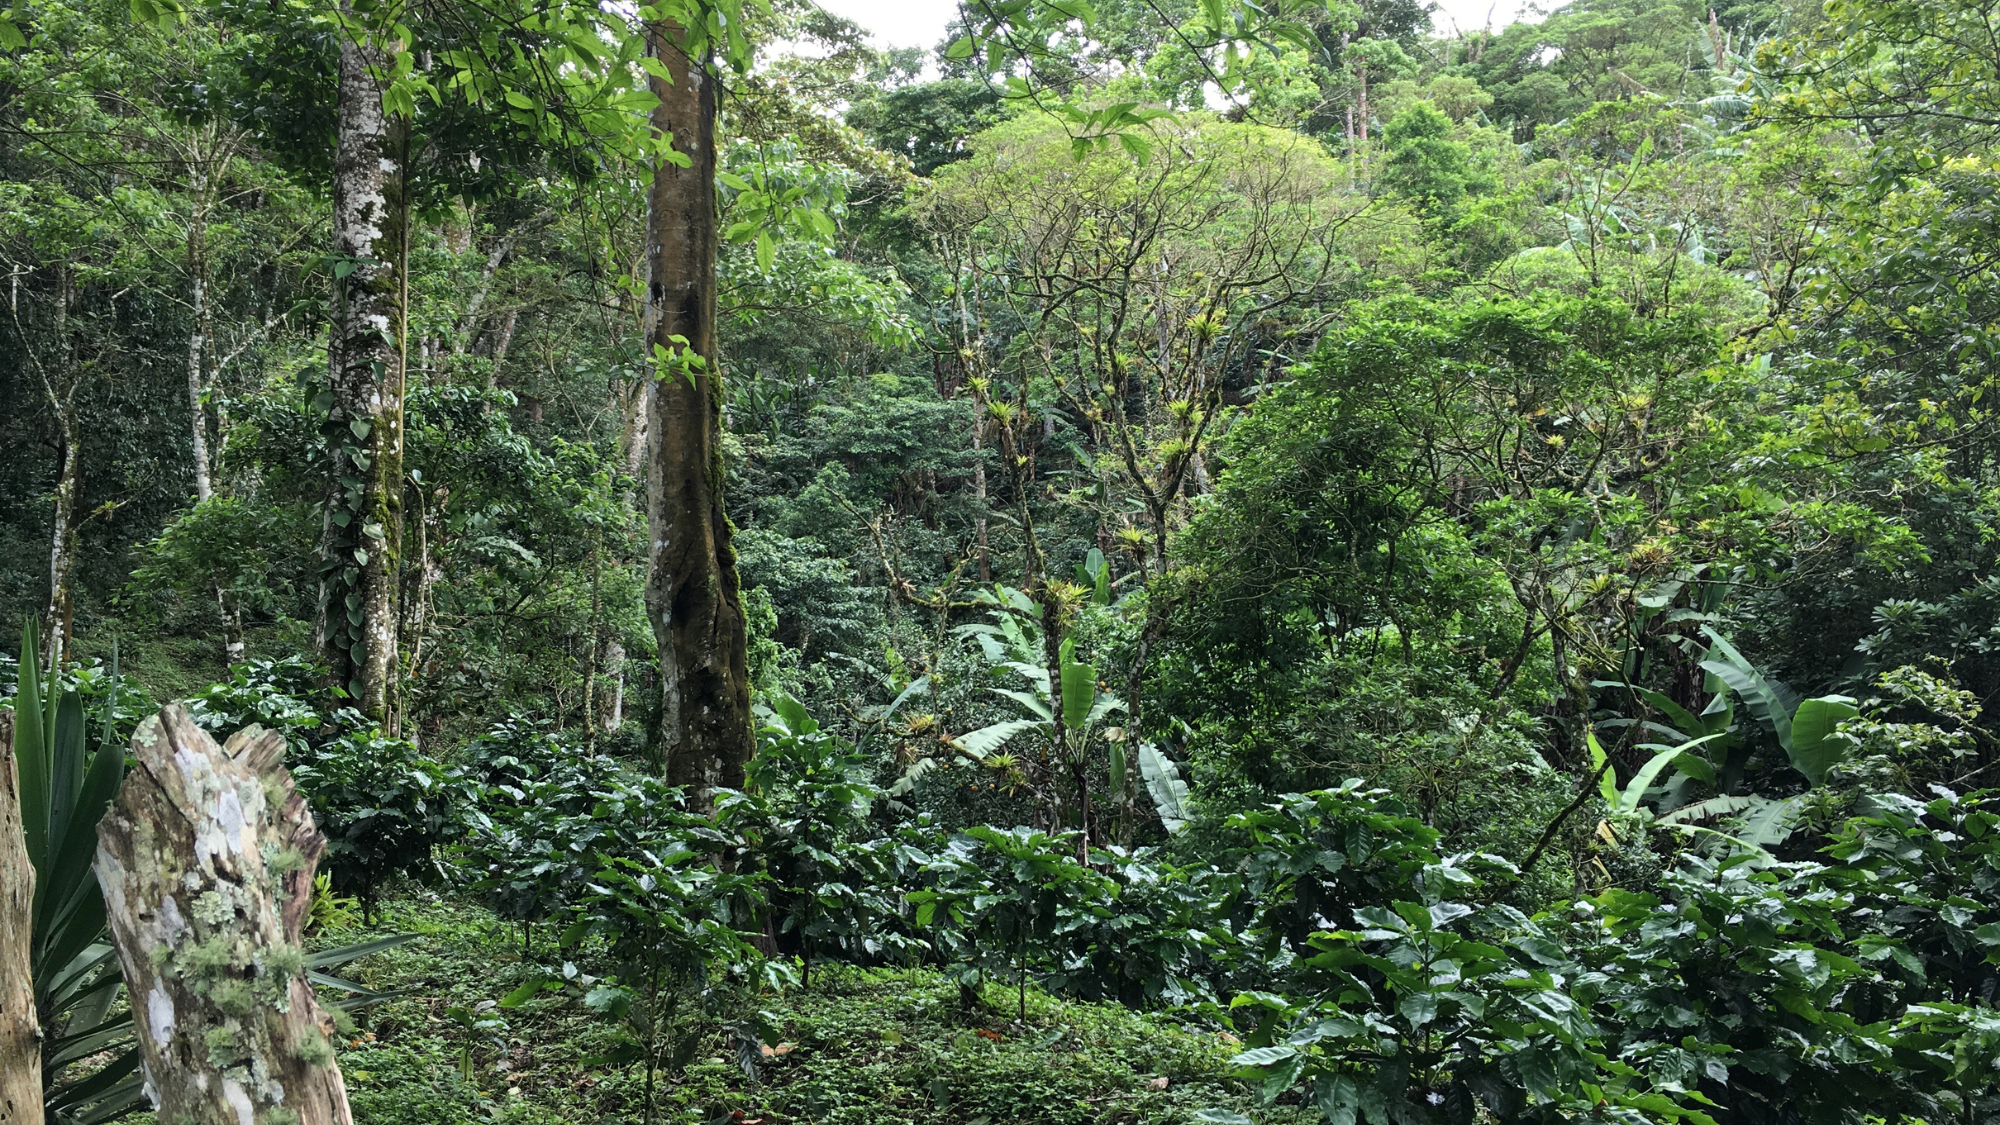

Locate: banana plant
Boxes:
[953,588,1125,832]
[959,635,1125,763]
[1697,627,1859,787]
[1598,625,1863,803]
[1586,732,1781,860]
[1137,741,1190,834]
[1590,624,1861,858]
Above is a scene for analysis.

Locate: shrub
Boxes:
[289,721,466,912]
[456,715,691,931]
[910,825,1117,1018]
[718,697,914,978]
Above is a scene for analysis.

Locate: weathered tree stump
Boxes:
[0,711,43,1125]
[95,705,352,1125]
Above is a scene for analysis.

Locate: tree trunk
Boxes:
[187,253,213,502]
[602,637,625,733]
[187,176,242,668]
[94,706,352,1125]
[1358,67,1369,144]
[484,308,517,375]
[606,374,643,738]
[972,418,991,582]
[217,586,245,664]
[642,19,753,800]
[0,713,41,1125]
[45,394,79,667]
[317,25,407,728]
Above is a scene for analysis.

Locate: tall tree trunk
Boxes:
[217,586,245,664]
[186,199,213,504]
[317,25,407,728]
[95,707,352,1125]
[642,20,752,800]
[0,713,40,1125]
[187,167,242,667]
[32,261,80,666]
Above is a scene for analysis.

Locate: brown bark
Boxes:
[317,25,407,727]
[94,706,352,1125]
[0,713,41,1125]
[642,20,753,799]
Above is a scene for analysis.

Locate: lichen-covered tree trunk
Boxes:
[642,19,753,799]
[316,22,407,728]
[0,713,41,1125]
[44,393,79,667]
[186,166,214,506]
[94,706,351,1125]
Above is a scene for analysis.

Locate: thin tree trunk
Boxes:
[621,380,651,479]
[32,262,80,667]
[584,547,602,751]
[399,482,441,709]
[642,19,753,800]
[45,396,79,667]
[0,713,40,1125]
[608,367,645,739]
[602,637,625,733]
[972,418,991,582]
[1358,68,1369,144]
[186,189,213,504]
[186,171,241,667]
[217,586,245,664]
[95,706,352,1125]
[482,308,518,382]
[317,24,407,727]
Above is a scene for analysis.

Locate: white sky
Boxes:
[815,0,1534,52]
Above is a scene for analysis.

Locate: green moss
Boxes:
[203,1024,238,1068]
[267,845,308,877]
[209,978,256,1016]
[175,933,249,981]
[191,888,239,928]
[264,943,307,979]
[294,1027,335,1068]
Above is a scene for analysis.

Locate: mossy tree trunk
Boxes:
[641,18,753,800]
[94,706,352,1125]
[316,19,407,729]
[0,713,40,1125]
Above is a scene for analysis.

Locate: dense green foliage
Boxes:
[8,0,2000,1120]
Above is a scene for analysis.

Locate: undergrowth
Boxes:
[312,891,1300,1125]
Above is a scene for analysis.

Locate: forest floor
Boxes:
[294,892,1303,1125]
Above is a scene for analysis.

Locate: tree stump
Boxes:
[0,711,43,1125]
[94,705,352,1125]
